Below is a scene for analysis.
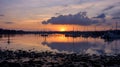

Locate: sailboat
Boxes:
[101,22,120,40]
[41,34,48,37]
[65,27,80,38]
[101,32,120,39]
[41,29,49,37]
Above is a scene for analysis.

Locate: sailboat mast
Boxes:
[116,22,118,30]
[73,26,74,32]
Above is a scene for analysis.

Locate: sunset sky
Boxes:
[0,0,119,31]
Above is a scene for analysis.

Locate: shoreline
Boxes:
[0,49,120,67]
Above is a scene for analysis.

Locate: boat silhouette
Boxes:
[101,32,120,39]
[41,34,49,37]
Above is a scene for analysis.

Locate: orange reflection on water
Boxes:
[44,34,104,44]
[0,34,57,52]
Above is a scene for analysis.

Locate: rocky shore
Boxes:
[0,49,120,67]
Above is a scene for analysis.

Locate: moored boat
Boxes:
[101,32,120,41]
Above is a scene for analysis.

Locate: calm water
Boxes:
[0,34,120,55]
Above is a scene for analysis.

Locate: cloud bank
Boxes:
[4,22,14,24]
[42,12,98,26]
[0,14,4,17]
[112,17,120,19]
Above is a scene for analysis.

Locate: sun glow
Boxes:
[60,28,66,32]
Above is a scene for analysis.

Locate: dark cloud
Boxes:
[4,22,14,24]
[111,11,120,19]
[0,14,4,17]
[55,13,61,15]
[103,6,115,11]
[93,13,106,23]
[112,11,120,17]
[94,13,106,19]
[112,17,120,19]
[42,12,98,26]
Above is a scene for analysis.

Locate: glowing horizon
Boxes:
[0,0,119,31]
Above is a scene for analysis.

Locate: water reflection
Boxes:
[7,35,11,44]
[0,34,120,55]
